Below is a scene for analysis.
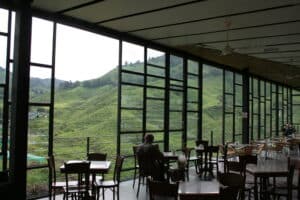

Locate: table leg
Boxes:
[254,176,258,200]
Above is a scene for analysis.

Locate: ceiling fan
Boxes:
[220,19,234,56]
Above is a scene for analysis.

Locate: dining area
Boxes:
[44,132,300,200]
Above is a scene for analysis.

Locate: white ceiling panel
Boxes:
[157,22,300,46]
[32,0,94,12]
[64,0,188,23]
[132,5,300,40]
[100,0,299,32]
[209,35,300,50]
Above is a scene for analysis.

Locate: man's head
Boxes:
[144,133,154,144]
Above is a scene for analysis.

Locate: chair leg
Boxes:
[113,187,115,200]
[137,175,141,197]
[102,188,105,200]
[117,186,120,200]
[133,168,136,188]
[96,188,99,200]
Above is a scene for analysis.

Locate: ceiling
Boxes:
[30,0,300,88]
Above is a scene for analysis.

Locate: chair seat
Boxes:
[63,185,89,193]
[188,156,198,161]
[267,187,289,196]
[52,180,77,188]
[95,180,118,187]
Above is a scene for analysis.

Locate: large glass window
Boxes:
[202,64,223,145]
[54,23,119,180]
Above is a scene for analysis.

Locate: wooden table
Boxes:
[178,179,220,198]
[60,160,111,198]
[60,160,111,174]
[246,159,289,200]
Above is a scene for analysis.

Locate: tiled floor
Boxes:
[40,167,299,200]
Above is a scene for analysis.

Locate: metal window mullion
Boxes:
[182,58,187,148]
[222,69,225,144]
[257,80,261,139]
[164,53,170,152]
[116,40,122,155]
[198,62,202,141]
[233,73,236,142]
[1,10,12,171]
[143,47,147,140]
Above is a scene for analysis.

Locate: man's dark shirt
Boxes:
[136,143,165,181]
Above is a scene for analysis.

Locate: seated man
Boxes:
[137,133,166,181]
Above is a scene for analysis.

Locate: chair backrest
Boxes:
[132,145,139,167]
[287,162,295,197]
[64,161,90,196]
[181,147,192,168]
[239,154,257,178]
[195,140,208,147]
[218,172,244,200]
[148,179,178,200]
[47,155,56,183]
[207,146,219,161]
[113,155,125,183]
[87,152,107,161]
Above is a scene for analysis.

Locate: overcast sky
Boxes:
[0,8,163,82]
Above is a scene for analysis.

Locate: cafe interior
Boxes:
[0,0,300,199]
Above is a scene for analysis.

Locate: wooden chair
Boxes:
[63,161,91,200]
[132,145,139,189]
[207,145,220,177]
[48,155,77,200]
[148,179,178,200]
[87,153,107,161]
[266,163,296,200]
[218,172,245,200]
[94,155,124,200]
[180,147,193,181]
[195,140,209,175]
[136,144,164,197]
[87,152,107,182]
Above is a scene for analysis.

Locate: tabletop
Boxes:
[163,152,179,160]
[178,179,220,196]
[60,160,111,174]
[246,159,289,177]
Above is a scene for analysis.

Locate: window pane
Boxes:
[147,48,165,67]
[27,106,49,167]
[0,9,8,33]
[27,168,49,199]
[122,42,144,73]
[170,55,183,80]
[0,36,7,81]
[31,17,53,65]
[29,66,52,103]
[203,64,222,145]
